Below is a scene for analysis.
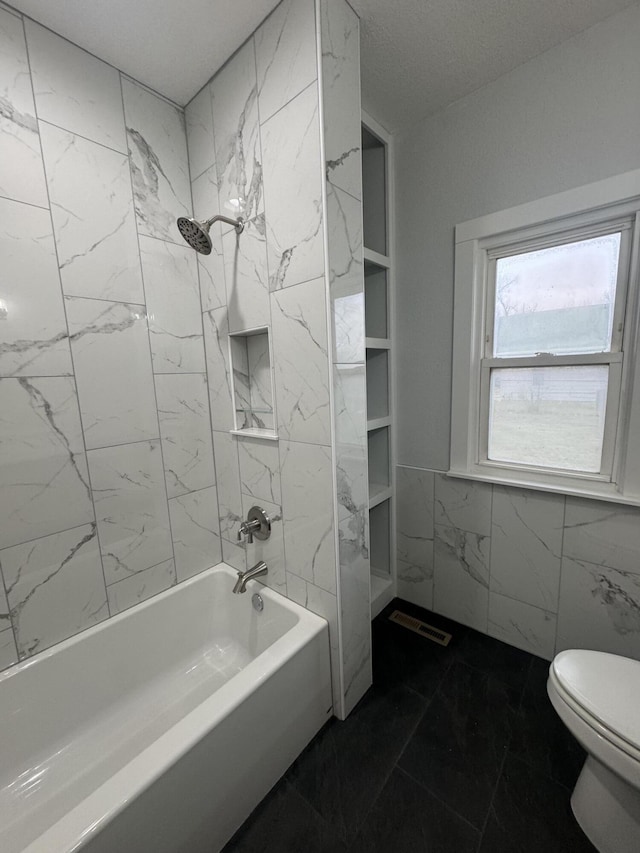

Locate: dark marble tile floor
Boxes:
[223,598,596,853]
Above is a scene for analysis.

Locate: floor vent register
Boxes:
[388,610,452,646]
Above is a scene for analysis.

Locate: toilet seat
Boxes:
[551,650,640,763]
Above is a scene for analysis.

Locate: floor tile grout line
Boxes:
[394,764,483,836]
[475,742,510,852]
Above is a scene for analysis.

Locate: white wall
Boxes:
[395,1,640,471]
[394,2,640,659]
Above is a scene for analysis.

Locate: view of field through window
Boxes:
[487,232,621,472]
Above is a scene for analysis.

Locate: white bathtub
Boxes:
[0,563,332,853]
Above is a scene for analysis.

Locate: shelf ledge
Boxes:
[369,484,392,508]
[366,337,391,350]
[364,247,391,269]
[230,429,279,441]
[370,573,394,619]
[367,416,391,431]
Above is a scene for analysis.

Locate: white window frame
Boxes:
[450,169,640,506]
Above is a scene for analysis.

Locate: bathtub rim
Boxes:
[2,563,331,853]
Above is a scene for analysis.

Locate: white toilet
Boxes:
[547,650,640,853]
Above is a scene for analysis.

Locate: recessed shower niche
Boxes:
[229,328,277,439]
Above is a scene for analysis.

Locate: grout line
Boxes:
[105,554,176,589]
[118,70,179,594]
[554,495,568,655]
[396,764,483,836]
[62,293,145,308]
[21,20,110,622]
[476,747,509,851]
[36,116,128,157]
[0,191,49,211]
[0,519,98,555]
[258,77,318,129]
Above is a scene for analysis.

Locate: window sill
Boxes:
[447,467,640,507]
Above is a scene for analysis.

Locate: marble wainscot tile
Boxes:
[203,307,234,431]
[87,440,173,585]
[281,440,336,594]
[488,592,557,660]
[107,558,176,615]
[139,236,205,372]
[320,0,362,200]
[398,558,434,611]
[168,486,221,581]
[334,365,369,583]
[25,20,126,152]
[286,571,341,709]
[66,297,158,449]
[0,10,48,207]
[433,524,490,632]
[191,165,227,312]
[556,557,640,659]
[397,466,435,610]
[261,83,324,291]
[490,486,563,612]
[122,78,191,242]
[222,214,269,333]
[185,84,214,181]
[397,466,434,567]
[255,0,317,124]
[434,474,492,536]
[212,431,243,543]
[0,198,72,377]
[155,373,215,498]
[341,560,372,714]
[271,277,331,445]
[334,365,371,713]
[241,493,286,594]
[0,377,93,550]
[211,38,263,223]
[40,122,144,303]
[563,497,640,575]
[0,628,18,671]
[237,436,281,504]
[1,523,107,659]
[327,184,364,363]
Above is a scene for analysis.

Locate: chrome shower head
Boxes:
[176,214,244,255]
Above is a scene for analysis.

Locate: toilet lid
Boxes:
[553,650,640,749]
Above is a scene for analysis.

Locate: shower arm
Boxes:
[205,214,244,234]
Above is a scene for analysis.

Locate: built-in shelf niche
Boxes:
[363,113,394,618]
[369,498,391,576]
[362,127,387,257]
[364,260,388,340]
[229,328,277,439]
[368,425,390,495]
[366,348,389,422]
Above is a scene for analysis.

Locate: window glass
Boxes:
[488,366,608,472]
[493,233,621,357]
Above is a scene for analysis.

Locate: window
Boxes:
[451,170,640,504]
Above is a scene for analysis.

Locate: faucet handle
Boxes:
[237,507,271,544]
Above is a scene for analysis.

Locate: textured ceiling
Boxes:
[9,0,281,105]
[9,0,636,121]
[352,0,637,130]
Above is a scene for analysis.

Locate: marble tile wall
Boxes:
[0,7,220,669]
[184,0,368,717]
[0,0,370,722]
[321,0,371,715]
[397,465,640,662]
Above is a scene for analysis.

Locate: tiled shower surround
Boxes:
[0,0,371,717]
[397,466,640,661]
